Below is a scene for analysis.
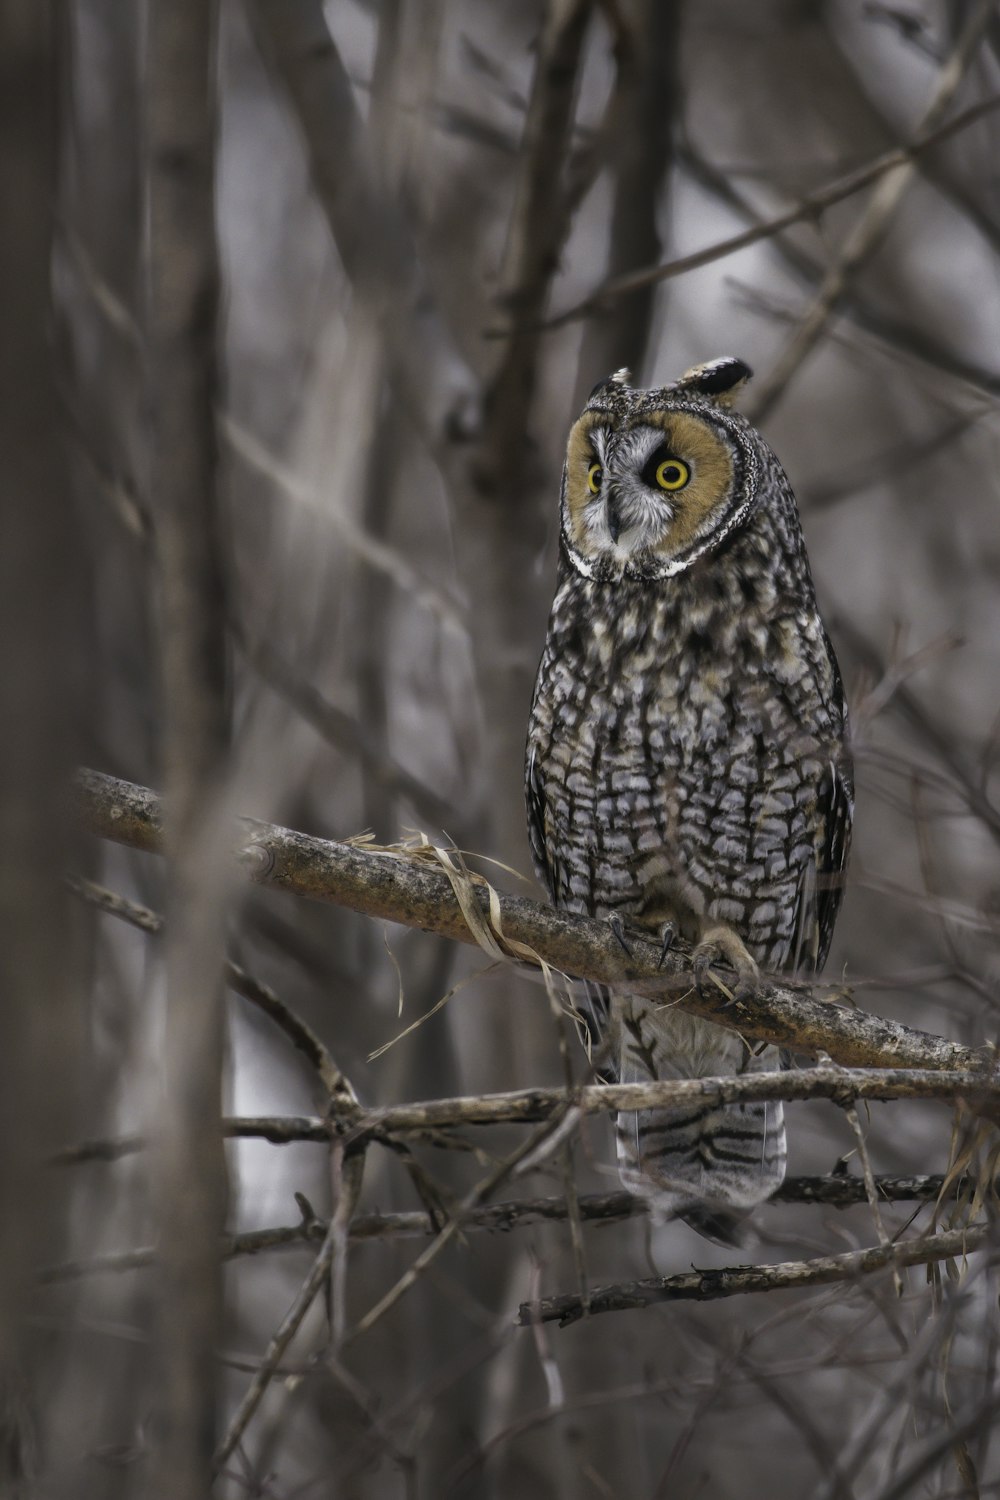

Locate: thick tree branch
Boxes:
[519,1224,993,1326]
[572,0,680,391]
[480,0,593,478]
[143,3,228,1492]
[75,768,993,1075]
[0,5,82,1479]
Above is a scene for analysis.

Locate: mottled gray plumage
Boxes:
[526,359,852,1243]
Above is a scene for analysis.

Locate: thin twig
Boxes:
[67,875,358,1108]
[536,93,1000,333]
[835,615,1000,851]
[519,1224,993,1326]
[38,1174,985,1283]
[214,1202,342,1467]
[221,415,468,641]
[526,1256,565,1409]
[329,1144,366,1351]
[844,1102,904,1297]
[746,0,999,423]
[343,1104,576,1345]
[243,0,477,446]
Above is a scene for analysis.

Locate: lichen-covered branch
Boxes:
[74,768,994,1076]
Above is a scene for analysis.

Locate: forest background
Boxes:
[4,1,1000,1497]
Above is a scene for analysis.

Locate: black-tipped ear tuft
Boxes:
[676,356,752,406]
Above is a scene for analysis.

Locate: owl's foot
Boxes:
[692,924,759,1005]
[608,915,675,969]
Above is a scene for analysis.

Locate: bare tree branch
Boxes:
[747,0,998,423]
[519,1225,993,1326]
[143,5,229,1491]
[352,1066,1000,1135]
[69,875,359,1107]
[573,0,680,389]
[37,1174,985,1282]
[74,768,994,1074]
[232,628,459,833]
[243,0,476,445]
[676,139,1000,405]
[539,92,1000,334]
[0,5,81,1486]
[344,1104,578,1347]
[213,1147,364,1468]
[479,0,593,478]
[844,1101,903,1296]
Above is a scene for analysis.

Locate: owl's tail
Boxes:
[612,1000,786,1245]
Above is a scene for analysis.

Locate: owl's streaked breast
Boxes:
[528,482,844,971]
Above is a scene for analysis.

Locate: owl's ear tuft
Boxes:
[675,357,752,407]
[588,367,632,400]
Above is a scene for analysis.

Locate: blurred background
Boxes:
[5,0,1000,1494]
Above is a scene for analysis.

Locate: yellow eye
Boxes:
[655,457,690,491]
[587,462,603,494]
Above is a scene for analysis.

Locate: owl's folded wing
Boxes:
[791,752,854,975]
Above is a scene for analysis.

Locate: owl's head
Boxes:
[560,357,764,583]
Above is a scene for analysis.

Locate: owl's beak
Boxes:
[605,491,623,544]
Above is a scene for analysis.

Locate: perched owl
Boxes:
[525,358,852,1244]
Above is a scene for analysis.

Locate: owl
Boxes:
[525,358,852,1244]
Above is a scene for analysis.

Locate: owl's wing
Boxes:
[525,746,552,894]
[526,746,617,1078]
[791,752,854,974]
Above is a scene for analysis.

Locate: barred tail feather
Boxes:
[612,1001,787,1245]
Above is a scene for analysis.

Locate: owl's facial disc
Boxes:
[561,406,753,581]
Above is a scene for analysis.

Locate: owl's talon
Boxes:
[692,945,719,998]
[608,914,633,958]
[692,928,759,1006]
[656,923,676,970]
[732,972,760,1007]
